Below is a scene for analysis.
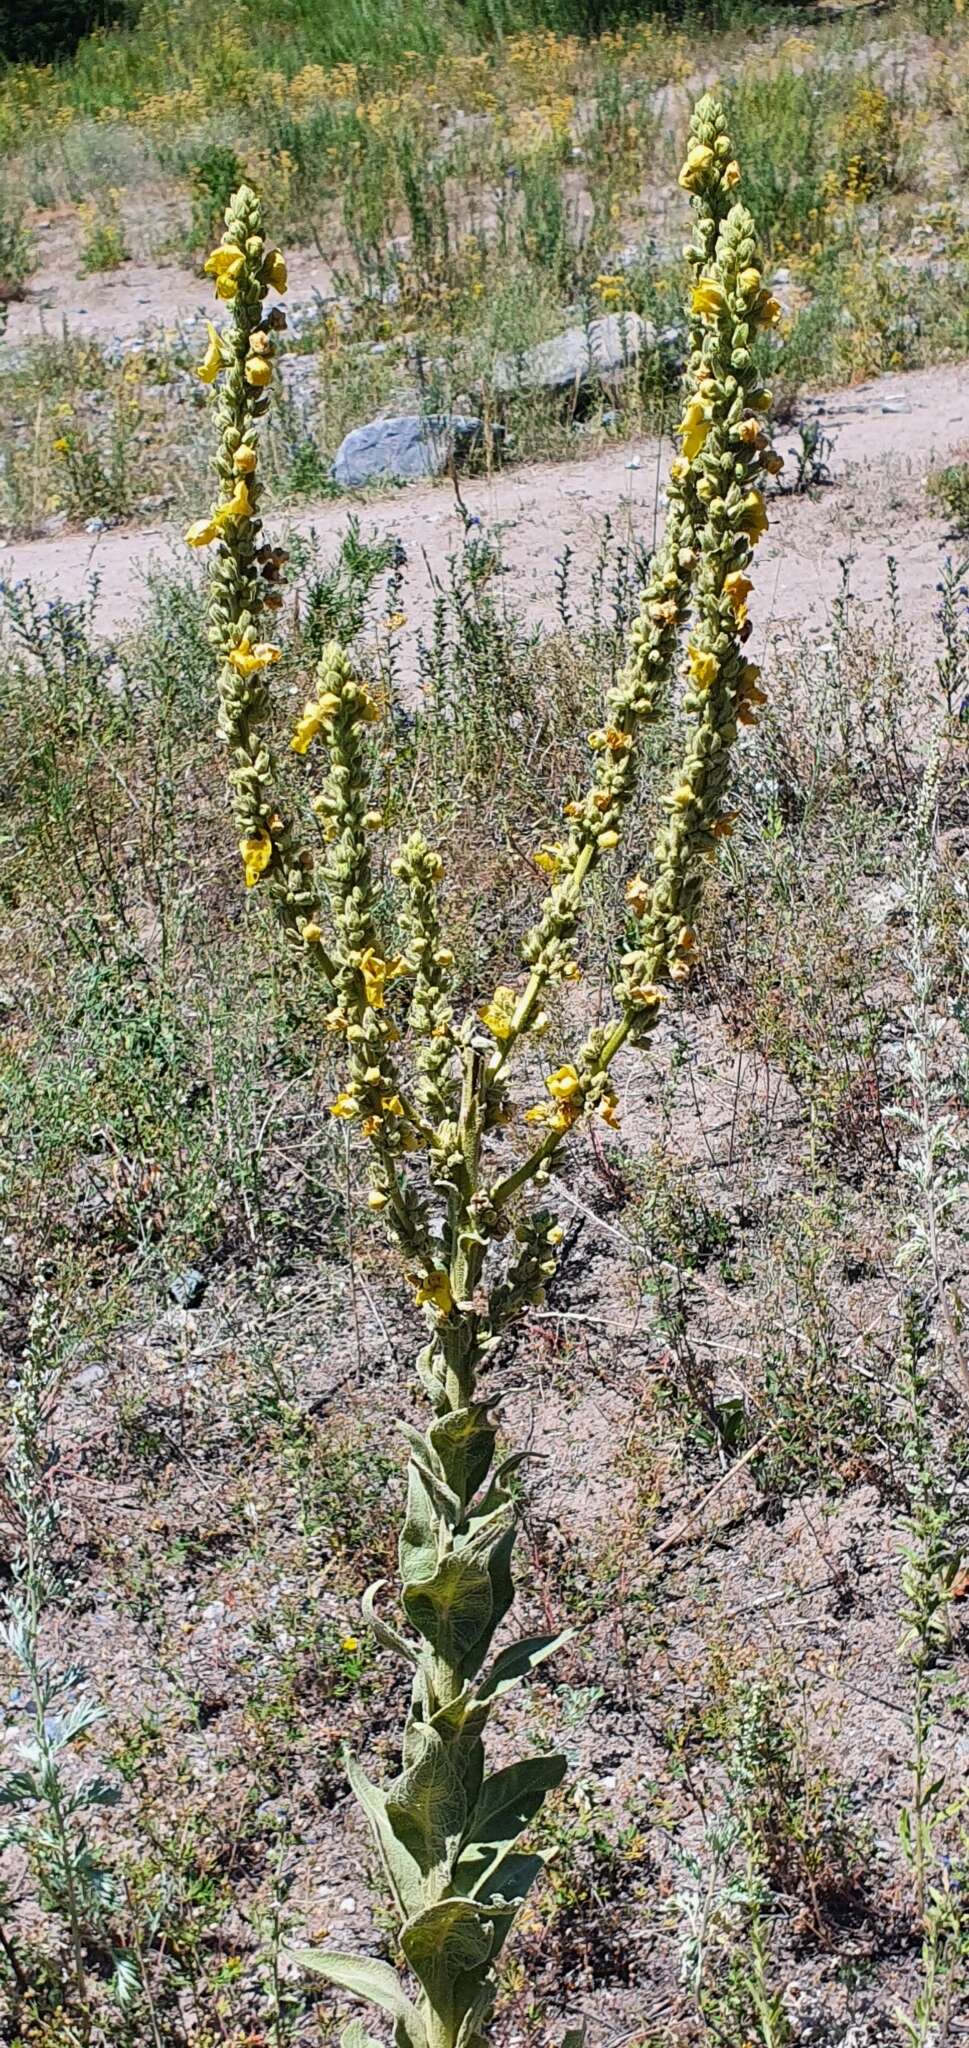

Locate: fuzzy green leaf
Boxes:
[403,1553,493,1665]
[346,1755,424,1919]
[461,1753,566,1876]
[429,1407,496,1504]
[459,1523,515,1679]
[386,1727,467,1875]
[399,1463,441,1587]
[476,1631,572,1703]
[343,2023,383,2048]
[290,1950,425,2048]
[401,1898,494,2027]
[469,1850,547,1956]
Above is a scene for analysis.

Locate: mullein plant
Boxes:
[189,94,778,2048]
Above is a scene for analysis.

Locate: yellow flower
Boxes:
[245,354,272,388]
[233,444,257,473]
[723,159,741,188]
[670,456,690,483]
[692,278,725,318]
[738,490,768,543]
[228,630,281,677]
[597,829,619,849]
[599,1092,621,1129]
[626,874,650,917]
[329,1092,359,1119]
[301,921,322,944]
[738,266,761,297]
[381,1093,405,1117]
[204,245,244,280]
[546,1064,581,1103]
[479,986,518,1040]
[239,829,272,887]
[672,781,695,809]
[687,644,719,690]
[677,396,711,461]
[340,1633,359,1653]
[53,437,70,454]
[679,142,714,190]
[367,1188,388,1211]
[264,249,288,293]
[185,515,219,548]
[755,291,782,329]
[524,1103,550,1126]
[533,843,566,876]
[723,571,752,620]
[198,320,225,384]
[219,478,252,527]
[415,1271,453,1315]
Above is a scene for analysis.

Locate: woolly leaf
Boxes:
[469,1850,547,1955]
[398,1462,441,1587]
[403,1553,493,1665]
[459,1753,566,1882]
[290,1950,425,2048]
[346,1755,424,1919]
[343,2023,383,2048]
[401,1898,494,2027]
[429,1407,496,1504]
[476,1631,572,1703]
[386,1727,467,1875]
[362,1581,418,1666]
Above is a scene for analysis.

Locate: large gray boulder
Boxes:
[493,311,652,397]
[331,413,488,487]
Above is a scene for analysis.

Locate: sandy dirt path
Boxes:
[2,362,967,663]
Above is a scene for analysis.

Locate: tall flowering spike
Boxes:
[191,184,326,955]
[199,131,771,2048]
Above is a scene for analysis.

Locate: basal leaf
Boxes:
[290,1949,425,2048]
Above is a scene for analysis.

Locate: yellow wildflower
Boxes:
[626,874,650,918]
[219,478,252,527]
[629,982,665,1009]
[723,571,752,620]
[533,844,566,876]
[546,1064,581,1103]
[233,444,257,473]
[679,142,714,189]
[415,1271,453,1315]
[677,396,710,461]
[597,829,619,849]
[723,159,741,188]
[381,1094,405,1117]
[692,277,725,318]
[264,249,288,293]
[204,246,245,298]
[301,921,322,945]
[329,1092,359,1119]
[228,630,281,677]
[738,490,769,543]
[245,354,272,388]
[239,829,272,887]
[755,291,782,329]
[367,1188,388,1211]
[687,644,719,690]
[479,986,519,1040]
[185,515,219,548]
[738,266,762,298]
[670,456,690,484]
[599,1092,621,1130]
[672,782,695,809]
[340,1634,359,1653]
[198,320,225,384]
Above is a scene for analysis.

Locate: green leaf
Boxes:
[404,1552,493,1666]
[346,1755,424,1919]
[387,1727,467,1875]
[460,1524,515,1679]
[401,1898,494,2029]
[289,1950,425,2048]
[429,1407,496,1504]
[399,1463,441,1587]
[362,1581,418,1666]
[469,1850,547,1955]
[461,1753,566,1879]
[343,2024,383,2048]
[476,1631,572,1703]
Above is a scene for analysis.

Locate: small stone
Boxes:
[167,1267,207,1308]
